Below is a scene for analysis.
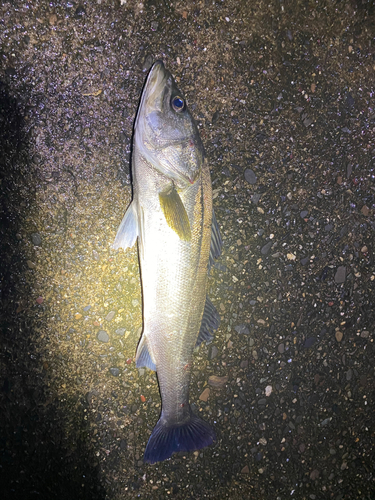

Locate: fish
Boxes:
[112,60,222,464]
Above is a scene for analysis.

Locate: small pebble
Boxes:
[361,205,369,216]
[199,387,210,402]
[235,324,249,335]
[244,168,257,184]
[85,389,99,404]
[265,385,272,397]
[97,330,109,343]
[49,13,57,25]
[115,328,126,336]
[304,337,316,349]
[300,256,309,266]
[310,469,319,480]
[251,193,261,205]
[105,311,116,321]
[75,5,86,17]
[31,233,42,246]
[320,417,331,426]
[335,330,343,342]
[346,163,352,178]
[208,375,228,388]
[278,343,285,354]
[334,266,346,283]
[142,54,154,72]
[109,367,120,377]
[303,115,313,127]
[261,241,273,255]
[210,345,218,359]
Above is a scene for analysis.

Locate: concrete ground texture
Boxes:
[0,1,374,499]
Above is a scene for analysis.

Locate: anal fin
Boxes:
[136,333,156,371]
[196,296,220,347]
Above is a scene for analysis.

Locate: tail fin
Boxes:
[144,412,216,464]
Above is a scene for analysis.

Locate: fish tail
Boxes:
[144,412,216,464]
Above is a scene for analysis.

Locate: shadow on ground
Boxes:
[0,82,105,500]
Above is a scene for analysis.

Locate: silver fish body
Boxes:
[113,61,222,463]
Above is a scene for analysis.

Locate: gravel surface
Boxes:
[1,1,374,499]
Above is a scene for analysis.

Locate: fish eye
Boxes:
[171,95,185,112]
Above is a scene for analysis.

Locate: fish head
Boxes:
[135,60,204,188]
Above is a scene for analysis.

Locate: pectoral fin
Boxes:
[159,185,191,241]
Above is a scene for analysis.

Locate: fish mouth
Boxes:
[145,61,167,96]
[138,61,168,119]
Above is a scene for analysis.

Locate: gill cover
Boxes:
[135,61,204,189]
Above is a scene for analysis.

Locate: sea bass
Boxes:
[113,61,222,464]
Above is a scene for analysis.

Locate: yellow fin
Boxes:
[159,185,191,241]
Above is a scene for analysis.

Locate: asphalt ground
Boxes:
[0,1,374,499]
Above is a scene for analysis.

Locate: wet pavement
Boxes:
[1,1,375,499]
